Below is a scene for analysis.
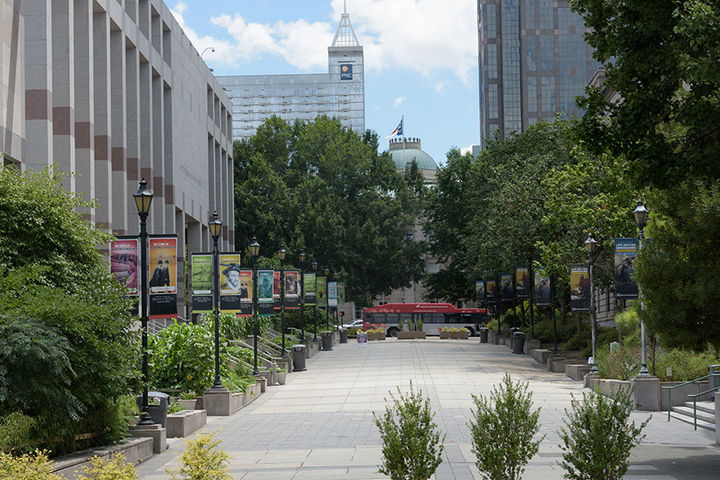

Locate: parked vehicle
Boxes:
[342,319,364,330]
[362,303,488,337]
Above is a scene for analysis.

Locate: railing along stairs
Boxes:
[662,366,720,431]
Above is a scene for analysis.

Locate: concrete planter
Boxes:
[367,332,386,341]
[277,371,287,385]
[397,331,426,339]
[177,398,197,410]
[167,409,207,438]
[244,383,262,405]
[203,390,245,416]
[439,331,469,339]
[53,437,153,477]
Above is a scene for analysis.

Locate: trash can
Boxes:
[339,328,348,344]
[321,331,333,351]
[512,331,526,354]
[136,391,170,427]
[709,364,720,400]
[293,344,307,372]
[479,327,489,344]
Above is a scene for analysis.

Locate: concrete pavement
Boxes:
[136,338,720,479]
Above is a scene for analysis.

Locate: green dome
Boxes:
[388,137,438,171]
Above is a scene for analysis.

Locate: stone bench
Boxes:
[167,409,207,438]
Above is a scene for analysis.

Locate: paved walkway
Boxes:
[136,339,720,479]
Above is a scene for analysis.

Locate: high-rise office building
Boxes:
[218,7,364,141]
[477,0,600,144]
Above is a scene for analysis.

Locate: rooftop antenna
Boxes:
[332,0,360,47]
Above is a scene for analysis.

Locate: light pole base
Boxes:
[205,384,229,393]
[137,412,155,426]
[632,375,660,411]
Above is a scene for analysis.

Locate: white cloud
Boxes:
[433,81,447,94]
[393,96,406,107]
[170,0,477,83]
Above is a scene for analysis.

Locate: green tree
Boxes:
[233,116,425,304]
[0,168,138,454]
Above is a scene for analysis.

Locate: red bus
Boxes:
[362,303,488,337]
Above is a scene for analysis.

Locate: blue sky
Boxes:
[170,0,480,166]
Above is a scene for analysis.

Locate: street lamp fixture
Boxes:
[133,179,154,425]
[634,199,650,377]
[278,244,287,356]
[585,233,599,374]
[209,211,225,390]
[250,236,260,375]
[299,251,306,343]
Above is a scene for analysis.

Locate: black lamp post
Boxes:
[299,251,306,343]
[250,236,260,375]
[209,211,225,389]
[324,267,330,330]
[133,179,154,425]
[278,244,287,356]
[585,233,599,374]
[312,258,318,341]
[634,199,650,377]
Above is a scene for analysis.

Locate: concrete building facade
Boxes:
[477,0,600,143]
[218,8,364,141]
[2,0,234,317]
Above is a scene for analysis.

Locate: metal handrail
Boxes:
[662,372,720,424]
[690,385,720,430]
[662,374,712,421]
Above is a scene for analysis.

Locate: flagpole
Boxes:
[401,115,405,168]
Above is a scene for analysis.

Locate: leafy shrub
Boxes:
[373,383,445,480]
[0,412,35,454]
[595,345,640,380]
[655,347,720,381]
[76,453,137,480]
[167,433,231,480]
[0,449,59,480]
[469,374,543,480]
[559,388,648,480]
[563,325,617,357]
[148,321,215,395]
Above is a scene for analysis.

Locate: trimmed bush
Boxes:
[167,433,231,480]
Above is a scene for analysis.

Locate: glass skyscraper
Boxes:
[477,0,600,144]
[218,9,364,141]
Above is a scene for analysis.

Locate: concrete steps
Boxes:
[670,401,716,431]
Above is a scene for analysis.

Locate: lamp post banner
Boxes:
[475,281,485,303]
[284,270,299,309]
[501,273,514,302]
[515,268,530,299]
[328,281,338,308]
[219,253,243,313]
[614,238,639,300]
[273,271,281,309]
[570,264,590,312]
[110,237,139,296]
[486,280,497,304]
[317,276,327,308]
[304,273,316,305]
[258,269,275,315]
[534,268,551,306]
[190,253,212,314]
[148,235,178,318]
[239,269,253,316]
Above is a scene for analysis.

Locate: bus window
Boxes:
[386,313,399,324]
[444,313,460,324]
[400,313,413,325]
[424,313,444,324]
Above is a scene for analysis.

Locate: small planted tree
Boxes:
[167,433,231,480]
[373,382,445,480]
[558,388,649,480]
[469,374,543,480]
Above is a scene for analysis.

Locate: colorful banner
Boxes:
[501,273,514,302]
[486,280,497,304]
[304,272,316,305]
[239,269,253,316]
[338,283,345,305]
[149,236,178,318]
[515,268,530,299]
[328,281,338,308]
[273,271,281,308]
[219,253,242,313]
[614,238,639,300]
[570,264,590,312]
[534,269,551,307]
[475,281,485,303]
[110,237,139,296]
[317,276,327,308]
[190,253,212,314]
[258,269,275,315]
[284,270,299,309]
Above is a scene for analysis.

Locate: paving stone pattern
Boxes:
[136,339,720,479]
